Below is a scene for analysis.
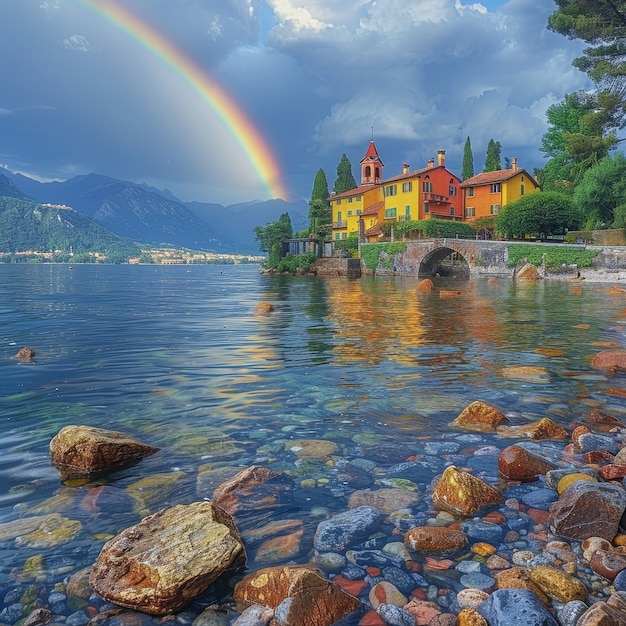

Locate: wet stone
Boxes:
[589,548,626,581]
[459,572,495,590]
[477,588,558,626]
[363,443,414,464]
[376,603,416,626]
[387,459,444,483]
[424,441,461,455]
[554,601,589,626]
[520,488,558,510]
[313,506,383,552]
[460,520,503,544]
[578,432,620,455]
[497,444,557,482]
[544,467,599,490]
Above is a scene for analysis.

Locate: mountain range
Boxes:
[1,168,309,254]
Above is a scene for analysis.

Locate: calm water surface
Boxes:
[1,263,626,609]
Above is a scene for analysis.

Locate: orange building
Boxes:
[460,159,539,222]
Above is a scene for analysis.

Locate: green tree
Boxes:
[538,91,619,191]
[495,192,581,239]
[462,136,474,180]
[308,168,332,239]
[484,139,502,172]
[574,153,626,228]
[254,212,293,269]
[334,154,357,194]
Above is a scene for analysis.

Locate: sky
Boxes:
[0,0,593,206]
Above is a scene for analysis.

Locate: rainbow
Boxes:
[78,0,287,199]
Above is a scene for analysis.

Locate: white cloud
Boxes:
[61,34,94,53]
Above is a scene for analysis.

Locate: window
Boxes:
[402,181,412,193]
[347,210,353,216]
[424,203,430,213]
[356,209,362,215]
[336,198,342,204]
[356,195,362,201]
[489,183,501,193]
[341,232,347,239]
[466,207,475,217]
[335,233,340,240]
[490,204,500,215]
[423,181,433,193]
[337,211,342,221]
[385,185,397,197]
[385,207,397,218]
[520,184,525,196]
[450,207,455,215]
[468,187,475,197]
[348,197,353,203]
[449,186,457,197]
[405,205,411,216]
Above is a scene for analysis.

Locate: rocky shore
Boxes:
[3,389,626,626]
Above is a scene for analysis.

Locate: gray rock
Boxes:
[376,603,416,626]
[477,588,558,625]
[554,600,588,626]
[313,506,383,552]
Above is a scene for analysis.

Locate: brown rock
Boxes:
[402,599,442,624]
[498,445,557,482]
[451,401,508,431]
[348,488,419,515]
[286,439,338,458]
[527,565,587,602]
[254,527,304,564]
[89,501,246,615]
[233,565,361,626]
[254,301,274,314]
[404,526,468,554]
[431,466,502,517]
[49,425,159,479]
[211,465,295,517]
[15,346,36,361]
[591,349,626,372]
[494,567,549,605]
[547,480,626,541]
[590,548,626,581]
[500,365,550,383]
[599,464,626,481]
[576,600,626,626]
[583,450,616,464]
[416,278,434,291]
[572,425,591,448]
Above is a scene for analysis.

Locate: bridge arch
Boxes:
[419,246,470,277]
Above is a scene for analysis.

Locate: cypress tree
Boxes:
[462,136,474,180]
[308,169,331,236]
[484,139,502,172]
[334,154,357,194]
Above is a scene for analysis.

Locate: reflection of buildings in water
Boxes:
[325,278,507,367]
[325,278,426,365]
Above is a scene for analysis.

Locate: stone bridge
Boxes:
[366,238,513,278]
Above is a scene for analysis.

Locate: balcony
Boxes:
[423,192,450,204]
[332,221,347,229]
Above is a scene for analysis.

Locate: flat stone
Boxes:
[451,401,508,432]
[494,567,549,605]
[212,465,295,517]
[369,581,407,609]
[15,513,82,549]
[49,425,159,478]
[578,432,620,455]
[404,526,468,555]
[431,466,502,517]
[500,365,550,383]
[89,501,246,615]
[544,467,598,490]
[286,439,338,458]
[348,488,419,515]
[498,445,557,482]
[234,565,361,626]
[547,480,626,541]
[496,418,568,441]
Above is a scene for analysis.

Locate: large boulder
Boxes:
[89,501,246,615]
[547,480,626,541]
[233,565,361,626]
[498,445,558,482]
[50,425,159,478]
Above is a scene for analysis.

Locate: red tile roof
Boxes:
[328,184,377,201]
[460,168,536,187]
[362,201,384,216]
[365,224,383,236]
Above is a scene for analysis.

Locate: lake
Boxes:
[1,263,625,622]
